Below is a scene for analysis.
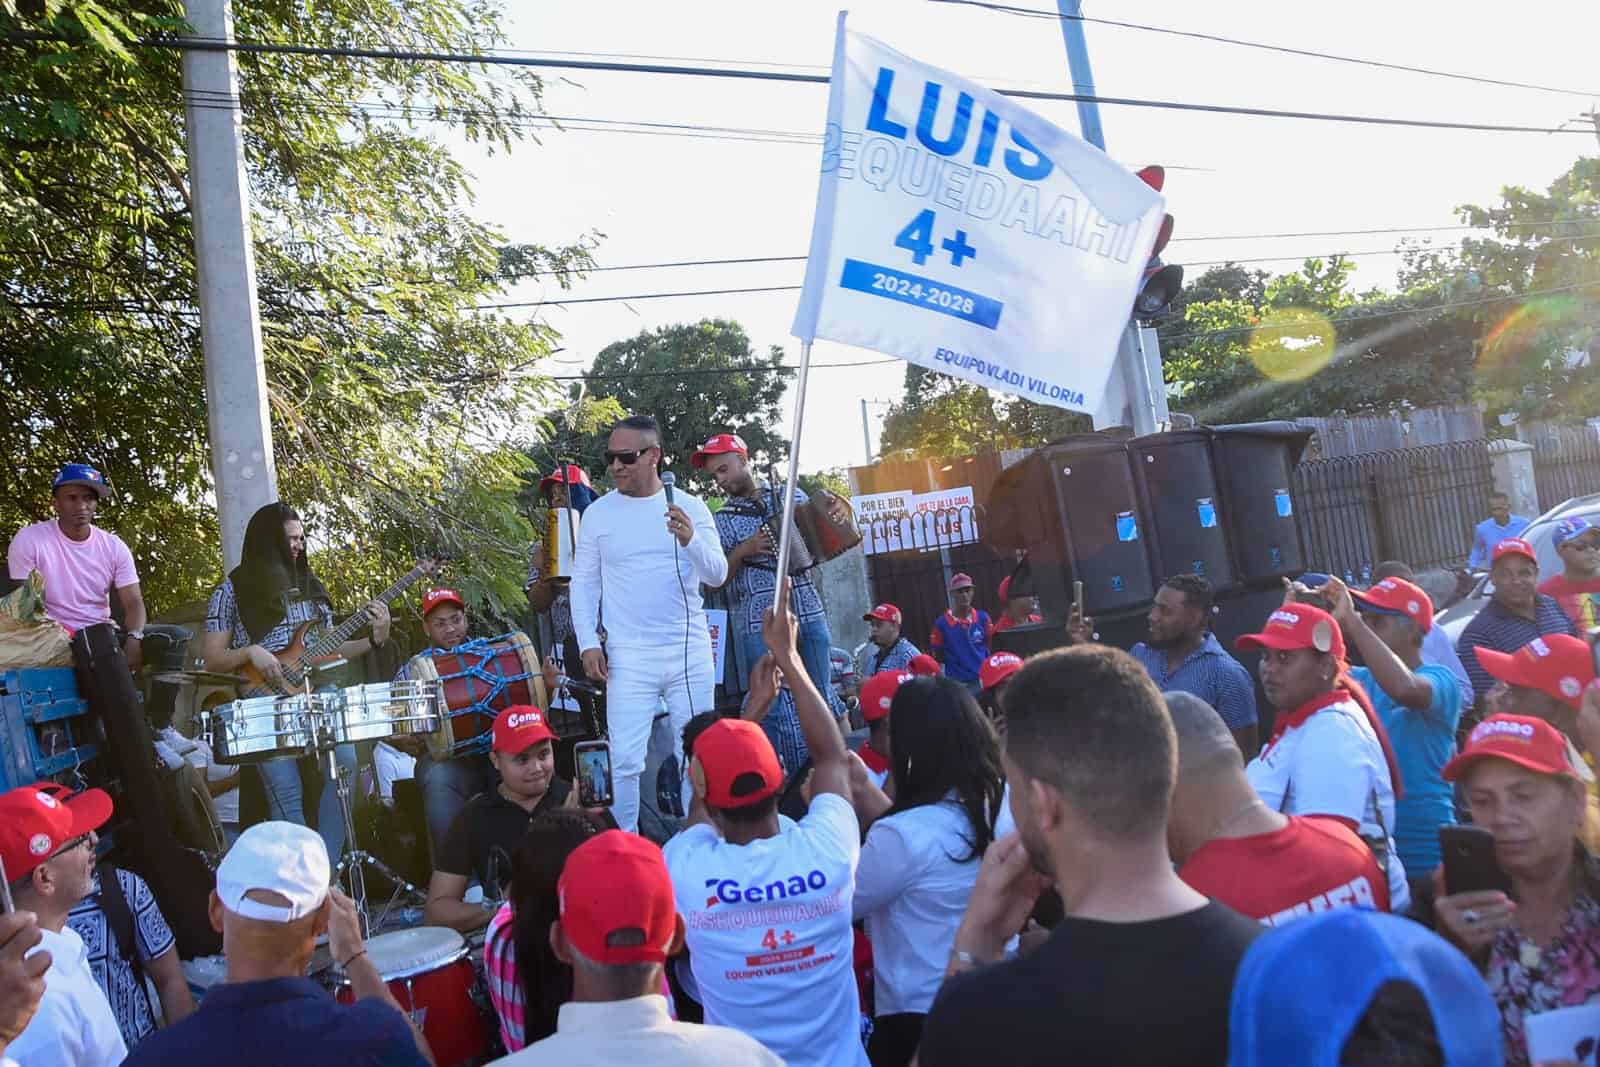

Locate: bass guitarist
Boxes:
[199,502,391,860]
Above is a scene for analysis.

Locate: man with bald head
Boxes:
[124,822,433,1066]
[1165,692,1390,926]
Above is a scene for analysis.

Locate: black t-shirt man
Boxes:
[435,779,572,892]
[921,901,1262,1067]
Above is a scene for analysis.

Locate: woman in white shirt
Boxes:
[851,676,1003,1067]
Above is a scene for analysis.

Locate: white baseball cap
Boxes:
[216,821,331,923]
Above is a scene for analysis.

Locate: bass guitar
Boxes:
[241,556,447,693]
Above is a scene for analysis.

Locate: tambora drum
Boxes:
[405,632,547,760]
[207,692,333,764]
[333,926,487,1067]
[330,680,441,745]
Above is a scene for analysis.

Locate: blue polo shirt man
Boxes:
[1466,492,1531,570]
[1128,574,1259,754]
[930,573,992,691]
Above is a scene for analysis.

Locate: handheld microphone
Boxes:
[662,470,676,507]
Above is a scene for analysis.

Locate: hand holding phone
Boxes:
[1439,825,1512,896]
[575,740,614,809]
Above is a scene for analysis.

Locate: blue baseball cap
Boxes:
[51,463,110,499]
[1228,910,1502,1067]
[1553,516,1595,548]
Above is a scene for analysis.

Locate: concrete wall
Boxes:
[814,544,872,657]
[1488,438,1539,517]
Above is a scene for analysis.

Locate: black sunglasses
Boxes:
[604,448,653,466]
[50,834,90,859]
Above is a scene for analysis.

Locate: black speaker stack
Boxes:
[989,422,1313,690]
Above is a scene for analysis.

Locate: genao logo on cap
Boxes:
[1472,719,1536,743]
[1268,609,1300,627]
[704,869,829,908]
[507,710,544,730]
[1531,638,1552,658]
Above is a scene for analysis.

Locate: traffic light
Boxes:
[1133,165,1183,319]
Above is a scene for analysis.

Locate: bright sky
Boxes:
[444,0,1599,474]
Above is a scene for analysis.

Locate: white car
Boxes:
[1434,493,1600,643]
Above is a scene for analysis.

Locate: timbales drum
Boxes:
[405,632,545,760]
[207,692,334,764]
[328,680,441,745]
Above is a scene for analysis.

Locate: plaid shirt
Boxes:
[1131,633,1259,730]
[867,637,921,676]
[714,485,827,634]
[526,541,573,643]
[1457,594,1579,704]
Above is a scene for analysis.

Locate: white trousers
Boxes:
[605,642,715,832]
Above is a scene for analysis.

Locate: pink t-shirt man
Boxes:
[7,519,138,632]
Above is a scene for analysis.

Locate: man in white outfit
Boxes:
[572,415,728,832]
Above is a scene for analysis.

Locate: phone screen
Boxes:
[1440,825,1511,896]
[576,742,614,809]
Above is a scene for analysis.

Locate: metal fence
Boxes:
[860,505,980,556]
[864,537,1016,652]
[1527,423,1600,510]
[1292,440,1493,578]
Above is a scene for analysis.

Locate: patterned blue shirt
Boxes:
[713,484,826,634]
[744,687,809,777]
[1457,595,1578,704]
[66,869,176,1050]
[867,637,921,676]
[1130,632,1258,730]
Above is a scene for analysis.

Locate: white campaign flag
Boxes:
[792,13,1166,413]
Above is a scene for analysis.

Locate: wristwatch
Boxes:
[126,630,144,641]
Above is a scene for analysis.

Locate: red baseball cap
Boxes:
[860,670,912,723]
[693,719,783,808]
[691,433,749,470]
[0,784,113,884]
[539,464,592,498]
[863,603,902,625]
[558,830,677,965]
[908,653,941,677]
[1351,577,1434,633]
[1236,604,1346,660]
[492,704,557,754]
[1474,635,1595,709]
[1443,714,1579,782]
[1492,538,1537,567]
[421,587,465,617]
[980,652,1025,692]
[949,573,975,590]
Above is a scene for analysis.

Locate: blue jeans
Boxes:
[741,615,835,703]
[415,753,493,856]
[259,744,357,861]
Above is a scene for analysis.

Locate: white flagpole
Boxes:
[772,341,814,584]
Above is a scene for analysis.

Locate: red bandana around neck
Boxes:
[1267,685,1405,800]
[859,741,890,775]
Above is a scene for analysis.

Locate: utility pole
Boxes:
[1577,111,1600,150]
[1055,0,1165,436]
[180,0,278,569]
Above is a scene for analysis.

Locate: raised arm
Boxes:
[765,577,849,800]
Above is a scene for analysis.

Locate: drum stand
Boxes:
[316,722,422,937]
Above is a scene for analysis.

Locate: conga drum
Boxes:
[406,632,548,760]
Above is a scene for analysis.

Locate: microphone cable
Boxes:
[663,471,695,818]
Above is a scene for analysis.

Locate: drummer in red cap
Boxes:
[426,704,612,934]
[695,431,847,709]
[392,585,529,850]
[1236,592,1411,914]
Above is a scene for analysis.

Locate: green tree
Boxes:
[0,0,594,636]
[877,365,1089,459]
[581,320,793,490]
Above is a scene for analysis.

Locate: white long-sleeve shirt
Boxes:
[570,486,728,652]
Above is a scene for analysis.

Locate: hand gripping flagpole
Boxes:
[772,342,814,584]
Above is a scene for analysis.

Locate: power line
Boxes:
[926,0,1600,99]
[127,35,1595,136]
